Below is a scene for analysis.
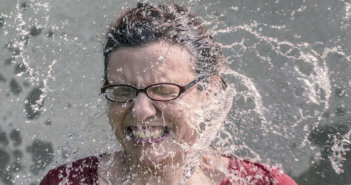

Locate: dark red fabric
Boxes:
[40,156,297,185]
[220,158,297,185]
[39,156,99,185]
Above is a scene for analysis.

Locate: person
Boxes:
[40,3,297,185]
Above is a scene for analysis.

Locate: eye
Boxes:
[105,86,136,102]
[150,85,178,94]
[147,84,180,100]
[112,86,134,96]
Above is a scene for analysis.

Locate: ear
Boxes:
[208,75,225,91]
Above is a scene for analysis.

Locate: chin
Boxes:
[124,144,185,168]
[116,132,187,168]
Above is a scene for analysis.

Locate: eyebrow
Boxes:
[107,68,187,87]
[107,76,127,86]
[107,76,181,87]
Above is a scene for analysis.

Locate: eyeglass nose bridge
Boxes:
[134,86,151,100]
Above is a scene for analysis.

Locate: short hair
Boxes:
[103,3,223,83]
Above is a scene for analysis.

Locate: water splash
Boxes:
[1,0,351,184]
[329,129,351,174]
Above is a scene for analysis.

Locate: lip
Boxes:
[125,126,170,146]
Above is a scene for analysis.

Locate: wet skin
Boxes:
[101,41,227,184]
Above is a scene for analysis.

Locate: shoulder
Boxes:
[221,157,297,185]
[39,155,100,185]
[197,154,231,184]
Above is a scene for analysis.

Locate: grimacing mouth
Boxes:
[121,113,173,135]
[121,125,172,145]
[125,125,171,136]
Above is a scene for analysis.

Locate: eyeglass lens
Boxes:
[147,84,180,100]
[105,86,136,102]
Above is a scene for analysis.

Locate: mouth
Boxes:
[125,126,171,145]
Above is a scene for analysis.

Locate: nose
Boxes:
[132,92,156,122]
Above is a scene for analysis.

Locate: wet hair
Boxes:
[103,3,224,84]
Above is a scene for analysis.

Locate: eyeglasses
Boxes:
[101,76,209,103]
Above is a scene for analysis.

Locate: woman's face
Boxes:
[106,42,209,167]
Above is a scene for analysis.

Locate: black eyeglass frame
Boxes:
[101,75,209,103]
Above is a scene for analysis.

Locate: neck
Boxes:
[121,151,192,185]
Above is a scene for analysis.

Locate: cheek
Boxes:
[107,104,125,128]
[157,102,189,122]
[159,101,201,137]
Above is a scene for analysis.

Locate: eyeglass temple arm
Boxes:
[101,81,109,94]
[183,75,209,91]
[183,75,227,91]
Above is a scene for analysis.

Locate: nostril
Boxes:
[163,126,170,134]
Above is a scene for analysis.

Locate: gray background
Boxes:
[0,0,350,184]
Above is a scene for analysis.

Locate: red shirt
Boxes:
[40,156,297,185]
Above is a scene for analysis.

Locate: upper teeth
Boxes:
[132,128,164,139]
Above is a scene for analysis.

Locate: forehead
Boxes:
[107,42,196,86]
